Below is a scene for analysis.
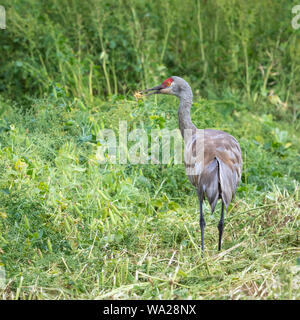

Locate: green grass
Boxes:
[0,0,299,300]
[1,0,300,104]
[0,92,299,299]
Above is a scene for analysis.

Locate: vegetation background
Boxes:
[0,0,299,299]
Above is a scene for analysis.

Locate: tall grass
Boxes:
[0,0,299,300]
[0,0,300,105]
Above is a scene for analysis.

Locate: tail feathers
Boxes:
[198,157,236,212]
[198,158,219,213]
[217,158,236,209]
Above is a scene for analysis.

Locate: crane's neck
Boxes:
[178,89,196,137]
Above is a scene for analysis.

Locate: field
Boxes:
[0,0,299,299]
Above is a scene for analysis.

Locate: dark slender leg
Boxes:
[199,199,206,254]
[197,190,205,255]
[218,201,225,251]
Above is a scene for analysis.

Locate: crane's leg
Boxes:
[218,201,225,251]
[197,191,205,254]
[200,201,205,254]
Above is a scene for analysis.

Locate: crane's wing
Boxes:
[184,129,242,212]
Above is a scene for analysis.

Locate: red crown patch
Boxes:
[161,77,173,88]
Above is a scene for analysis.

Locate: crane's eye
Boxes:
[162,77,173,88]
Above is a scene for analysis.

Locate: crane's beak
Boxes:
[141,84,164,96]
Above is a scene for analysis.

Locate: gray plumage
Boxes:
[143,76,243,253]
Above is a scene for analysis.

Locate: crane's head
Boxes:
[142,76,192,99]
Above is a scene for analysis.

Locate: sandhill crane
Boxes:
[142,76,243,253]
